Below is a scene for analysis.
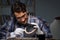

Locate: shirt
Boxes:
[0,15,52,39]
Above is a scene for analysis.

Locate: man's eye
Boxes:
[17,17,21,19]
[21,15,25,18]
[17,15,25,19]
[16,14,26,19]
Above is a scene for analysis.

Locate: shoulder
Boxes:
[28,15,39,20]
[1,18,13,28]
[28,15,40,24]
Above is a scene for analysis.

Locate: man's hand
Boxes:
[31,23,44,35]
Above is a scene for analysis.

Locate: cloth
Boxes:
[0,15,52,39]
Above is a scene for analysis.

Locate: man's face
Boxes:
[14,12,28,24]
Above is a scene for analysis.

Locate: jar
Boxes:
[50,17,60,39]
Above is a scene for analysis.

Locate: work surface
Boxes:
[7,37,38,40]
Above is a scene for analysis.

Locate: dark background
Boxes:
[0,0,60,23]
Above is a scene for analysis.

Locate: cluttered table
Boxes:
[7,37,38,40]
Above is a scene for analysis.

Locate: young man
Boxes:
[0,2,52,40]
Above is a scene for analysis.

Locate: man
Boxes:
[0,1,52,40]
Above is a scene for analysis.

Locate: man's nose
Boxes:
[22,18,25,21]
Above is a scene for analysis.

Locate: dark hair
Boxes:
[11,1,26,16]
[11,2,27,24]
